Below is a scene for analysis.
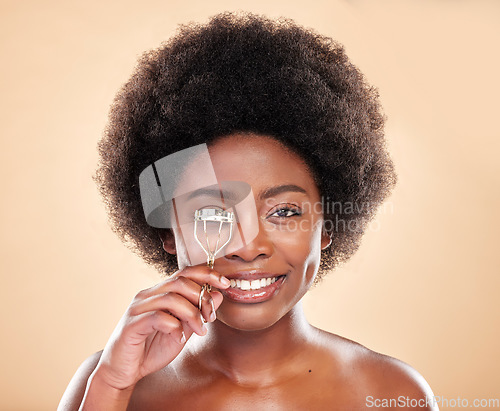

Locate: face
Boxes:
[165,134,331,330]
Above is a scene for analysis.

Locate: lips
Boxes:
[230,276,278,291]
[220,273,287,303]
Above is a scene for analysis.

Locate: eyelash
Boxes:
[267,203,302,219]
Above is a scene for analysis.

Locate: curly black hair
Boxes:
[93,11,397,282]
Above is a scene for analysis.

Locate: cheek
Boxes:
[172,227,196,270]
[270,222,322,269]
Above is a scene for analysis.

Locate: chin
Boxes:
[216,302,287,332]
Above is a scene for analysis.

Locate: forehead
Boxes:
[206,134,319,198]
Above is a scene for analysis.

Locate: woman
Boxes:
[59,12,436,410]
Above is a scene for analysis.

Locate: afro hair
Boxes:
[93,11,397,282]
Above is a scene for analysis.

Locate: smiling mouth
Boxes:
[221,275,287,303]
[229,276,281,290]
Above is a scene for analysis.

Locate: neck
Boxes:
[195,301,315,386]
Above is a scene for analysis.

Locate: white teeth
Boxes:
[250,280,260,290]
[229,276,280,290]
[240,280,251,290]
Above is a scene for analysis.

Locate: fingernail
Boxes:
[201,323,208,335]
[180,331,186,344]
[220,276,230,286]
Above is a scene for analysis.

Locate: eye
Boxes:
[267,203,302,219]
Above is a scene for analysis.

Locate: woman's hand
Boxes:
[90,266,230,392]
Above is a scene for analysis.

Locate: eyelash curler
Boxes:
[194,208,235,269]
[194,208,235,312]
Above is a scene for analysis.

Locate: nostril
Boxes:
[226,251,271,263]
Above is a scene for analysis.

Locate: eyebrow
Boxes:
[186,184,308,202]
[186,187,238,201]
[258,184,308,200]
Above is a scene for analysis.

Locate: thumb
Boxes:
[210,290,224,310]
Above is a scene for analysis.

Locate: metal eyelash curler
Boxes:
[194,208,235,312]
[194,208,235,269]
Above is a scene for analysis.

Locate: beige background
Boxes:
[1,0,499,409]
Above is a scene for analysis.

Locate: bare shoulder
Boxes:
[313,328,437,410]
[57,350,103,411]
[361,350,437,409]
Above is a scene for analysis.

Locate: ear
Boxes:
[321,231,332,250]
[158,229,177,255]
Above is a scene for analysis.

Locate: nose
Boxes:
[225,219,273,263]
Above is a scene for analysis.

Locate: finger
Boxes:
[180,321,196,343]
[129,292,209,336]
[134,275,223,322]
[198,286,215,324]
[210,290,223,310]
[174,265,231,290]
[125,310,185,345]
[199,289,223,323]
[140,266,230,300]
